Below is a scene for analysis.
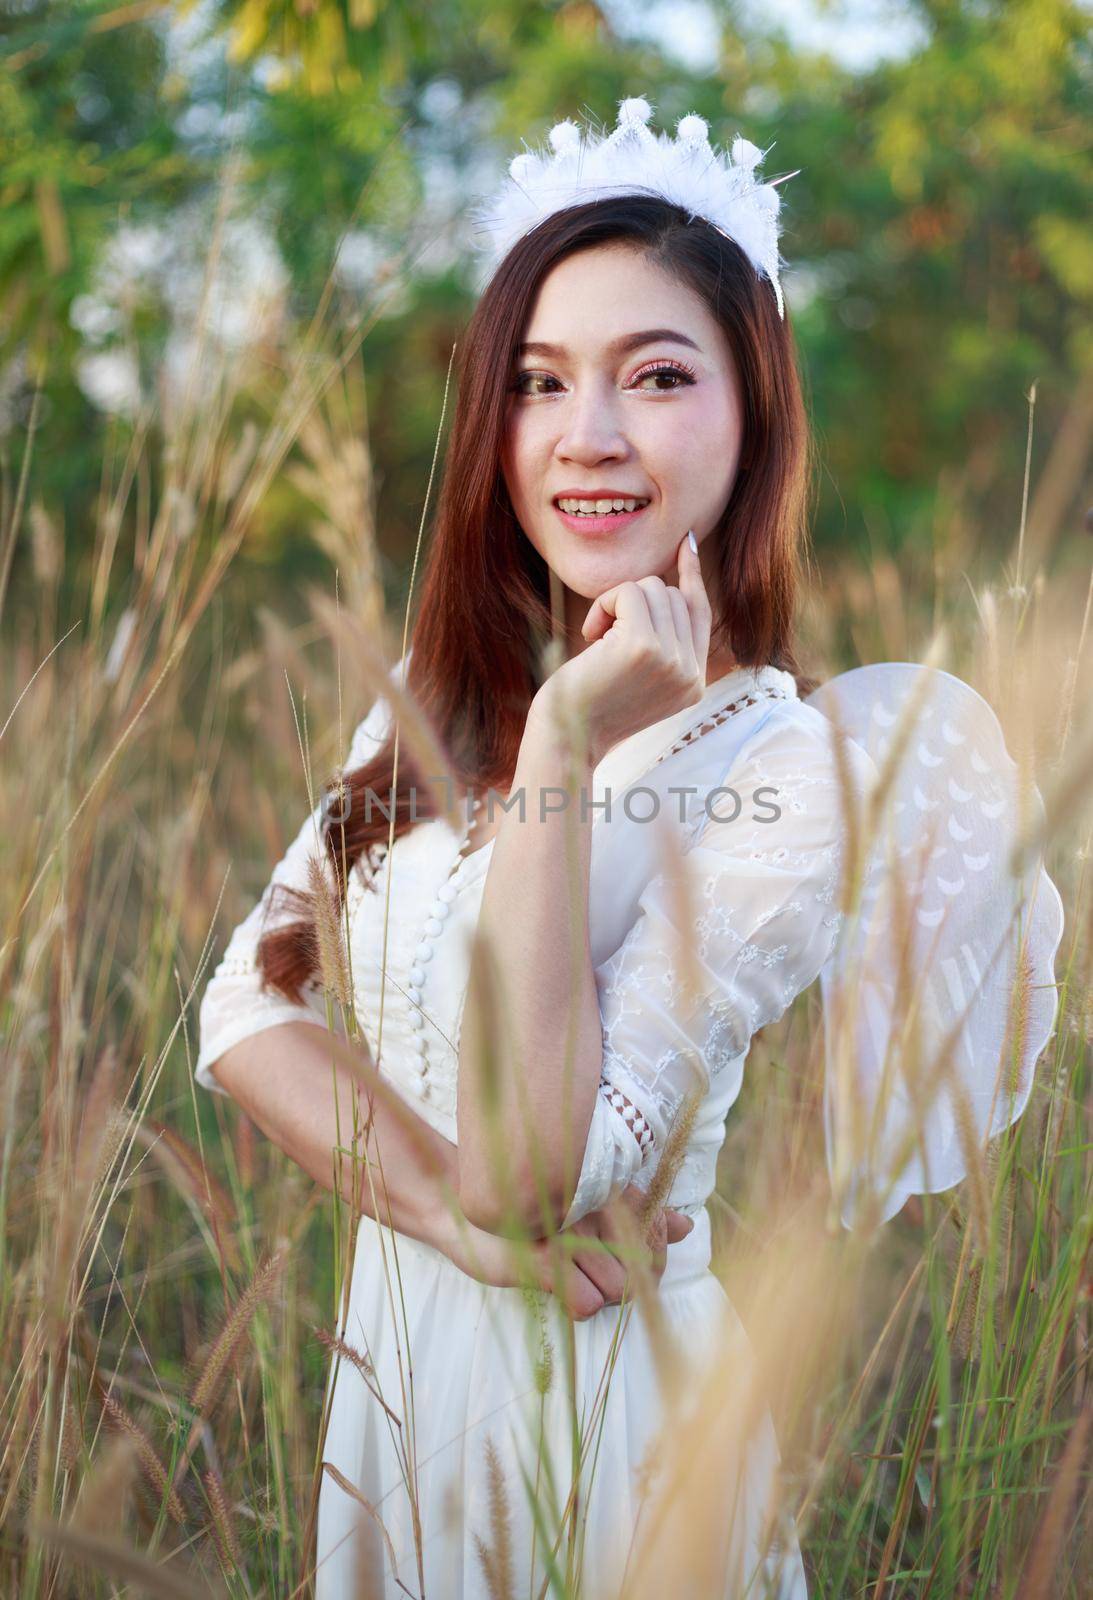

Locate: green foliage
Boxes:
[0,2,197,366]
[0,0,1088,612]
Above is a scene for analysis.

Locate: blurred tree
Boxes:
[770,0,1091,563]
[0,2,198,369]
[0,0,1088,621]
[1,0,202,583]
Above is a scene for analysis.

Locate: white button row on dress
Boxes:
[405,791,483,1100]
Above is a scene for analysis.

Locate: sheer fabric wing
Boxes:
[561,708,875,1226]
[804,663,1065,1230]
[193,656,406,1094]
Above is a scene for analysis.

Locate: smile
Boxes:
[555,496,650,514]
[552,496,651,534]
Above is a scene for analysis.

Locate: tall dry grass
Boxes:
[1,187,1090,1597]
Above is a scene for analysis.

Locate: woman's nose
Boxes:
[554,386,629,462]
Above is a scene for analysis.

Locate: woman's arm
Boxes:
[455,688,606,1235]
[195,647,690,1263]
[207,1020,463,1250]
[456,532,716,1237]
[205,1020,693,1317]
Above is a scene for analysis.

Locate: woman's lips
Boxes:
[552,501,650,535]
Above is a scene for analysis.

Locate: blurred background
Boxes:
[2,0,1090,625]
[1,3,1090,1595]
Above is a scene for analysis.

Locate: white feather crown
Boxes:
[470,95,796,319]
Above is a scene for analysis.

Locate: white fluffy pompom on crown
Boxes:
[469,95,796,319]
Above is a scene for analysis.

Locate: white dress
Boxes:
[195,656,881,1600]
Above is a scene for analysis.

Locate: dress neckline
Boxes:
[449,662,797,880]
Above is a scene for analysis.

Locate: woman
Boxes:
[194,101,1060,1598]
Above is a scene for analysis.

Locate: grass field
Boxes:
[1,269,1090,1597]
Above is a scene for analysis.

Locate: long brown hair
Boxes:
[257,193,819,1004]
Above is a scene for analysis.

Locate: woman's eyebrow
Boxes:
[516,328,702,359]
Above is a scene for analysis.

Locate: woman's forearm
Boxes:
[456,686,606,1234]
[208,1020,464,1252]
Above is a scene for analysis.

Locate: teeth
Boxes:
[557,497,649,515]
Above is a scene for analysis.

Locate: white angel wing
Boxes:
[804,663,1065,1230]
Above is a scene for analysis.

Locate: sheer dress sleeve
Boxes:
[560,706,876,1226]
[193,665,401,1094]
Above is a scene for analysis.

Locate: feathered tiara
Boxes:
[470,95,798,319]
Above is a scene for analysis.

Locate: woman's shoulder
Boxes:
[711,684,880,797]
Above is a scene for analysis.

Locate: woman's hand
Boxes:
[536,529,713,767]
[439,1185,695,1321]
[564,1183,695,1307]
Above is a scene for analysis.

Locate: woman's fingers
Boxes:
[569,1190,675,1302]
[549,1247,607,1321]
[675,530,713,672]
[583,533,711,681]
[564,1213,630,1303]
[446,1213,695,1321]
[567,1233,631,1305]
[664,1207,696,1245]
[583,573,691,674]
[500,1236,606,1321]
[465,1233,604,1320]
[582,579,650,644]
[666,585,696,659]
[450,1218,532,1288]
[546,1206,697,1317]
[616,1188,690,1285]
[633,576,678,655]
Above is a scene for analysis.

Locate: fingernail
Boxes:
[684,1218,695,1234]
[687,529,698,554]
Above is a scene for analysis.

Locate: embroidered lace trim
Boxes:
[597,1074,656,1155]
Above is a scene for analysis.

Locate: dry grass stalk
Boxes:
[307,849,351,1005]
[134,1118,242,1274]
[58,1395,81,1474]
[311,1326,404,1427]
[954,1256,985,1364]
[320,1460,404,1592]
[1016,1399,1093,1599]
[472,1436,514,1600]
[45,1046,121,1346]
[459,919,521,1205]
[637,1090,701,1236]
[68,1432,137,1536]
[202,1464,243,1574]
[100,1394,186,1525]
[627,1090,703,1384]
[616,1238,823,1600]
[29,1512,220,1600]
[190,1249,288,1416]
[312,1324,374,1382]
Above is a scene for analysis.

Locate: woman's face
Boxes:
[501,242,745,624]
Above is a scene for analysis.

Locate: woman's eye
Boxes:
[629,362,697,391]
[510,372,561,396]
[510,362,696,397]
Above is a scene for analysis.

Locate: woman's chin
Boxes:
[555,544,680,597]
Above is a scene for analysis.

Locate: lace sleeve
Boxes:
[560,708,875,1226]
[193,657,405,1094]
